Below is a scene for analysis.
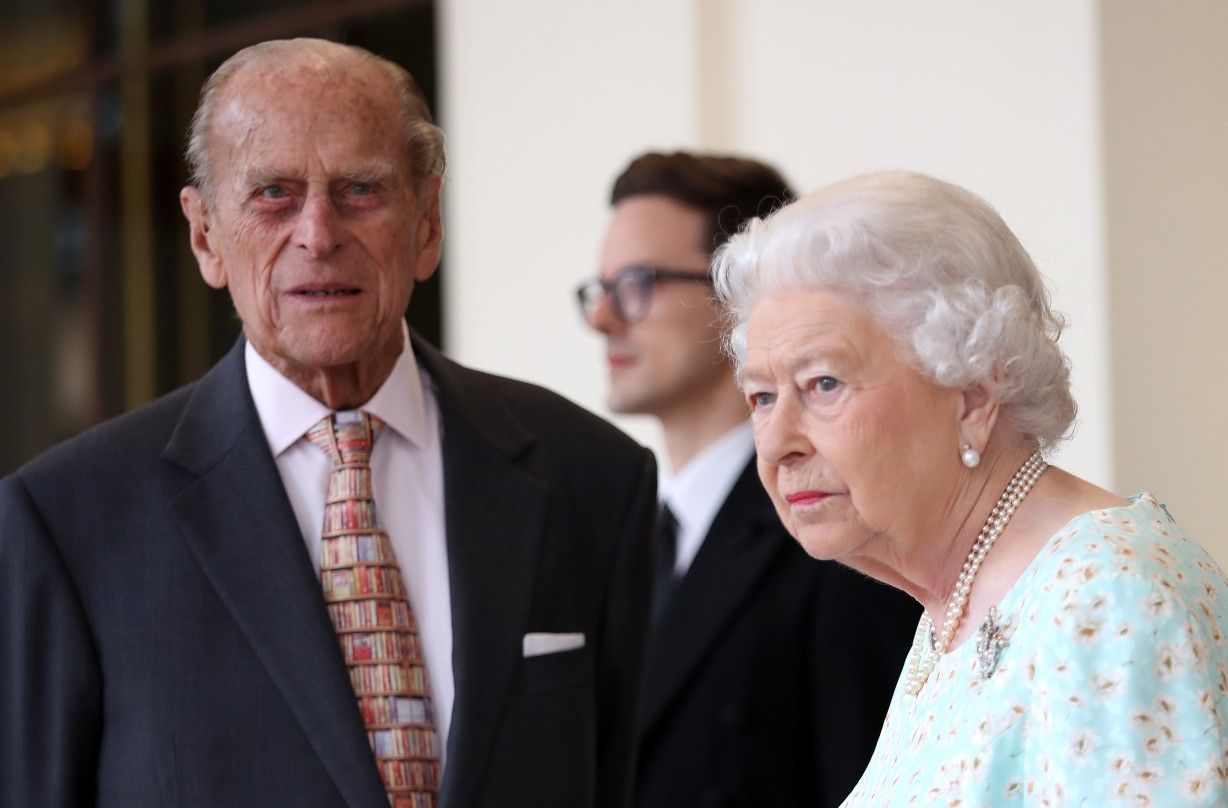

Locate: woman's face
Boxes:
[742,286,965,567]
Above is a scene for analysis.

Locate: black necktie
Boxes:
[651,503,679,627]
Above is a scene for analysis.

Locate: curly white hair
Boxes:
[712,170,1076,450]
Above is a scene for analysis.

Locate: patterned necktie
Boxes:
[307,411,440,808]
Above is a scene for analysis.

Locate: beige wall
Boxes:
[439,0,1113,484]
[437,0,700,456]
[1101,1,1228,559]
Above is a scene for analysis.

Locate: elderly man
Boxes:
[576,152,919,807]
[0,40,655,808]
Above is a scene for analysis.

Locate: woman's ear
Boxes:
[957,379,1001,455]
[180,186,227,289]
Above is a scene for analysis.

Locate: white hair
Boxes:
[185,38,444,201]
[712,170,1076,450]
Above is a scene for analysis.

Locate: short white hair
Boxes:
[185,38,444,201]
[713,170,1076,450]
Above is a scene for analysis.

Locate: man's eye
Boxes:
[261,185,289,200]
[350,183,374,196]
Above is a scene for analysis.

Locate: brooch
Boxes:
[974,606,1008,681]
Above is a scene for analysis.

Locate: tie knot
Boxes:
[307,411,385,466]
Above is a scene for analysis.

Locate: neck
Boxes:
[258,337,403,410]
[913,442,1040,624]
[902,439,1049,695]
[658,382,748,474]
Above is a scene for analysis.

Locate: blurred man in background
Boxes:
[577,151,920,807]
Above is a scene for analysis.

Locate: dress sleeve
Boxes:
[1022,525,1228,805]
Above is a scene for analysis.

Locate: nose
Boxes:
[754,393,813,468]
[587,291,627,336]
[294,192,344,258]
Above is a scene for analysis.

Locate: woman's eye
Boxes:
[748,391,776,409]
[815,376,840,393]
[350,183,373,196]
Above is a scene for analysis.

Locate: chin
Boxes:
[606,387,654,416]
[280,337,372,372]
[791,527,851,562]
[285,321,386,365]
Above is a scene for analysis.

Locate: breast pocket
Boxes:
[520,646,593,694]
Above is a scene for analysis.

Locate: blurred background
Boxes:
[3,1,1225,558]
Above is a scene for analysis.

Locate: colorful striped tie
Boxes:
[307,411,441,807]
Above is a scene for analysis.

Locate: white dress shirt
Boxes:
[245,328,454,763]
[657,422,756,577]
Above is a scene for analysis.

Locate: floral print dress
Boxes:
[843,494,1228,806]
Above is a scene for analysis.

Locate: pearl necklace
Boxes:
[903,451,1048,696]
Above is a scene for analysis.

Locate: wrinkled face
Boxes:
[742,287,963,565]
[590,195,730,417]
[182,59,441,378]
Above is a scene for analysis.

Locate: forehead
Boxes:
[744,287,888,372]
[211,59,407,180]
[600,195,710,273]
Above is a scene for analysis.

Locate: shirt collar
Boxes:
[245,322,430,457]
[658,421,755,534]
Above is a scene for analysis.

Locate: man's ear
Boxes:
[180,186,227,289]
[957,380,1001,455]
[412,175,444,283]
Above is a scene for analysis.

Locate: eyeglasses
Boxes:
[575,264,713,325]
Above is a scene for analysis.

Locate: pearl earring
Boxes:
[961,444,980,468]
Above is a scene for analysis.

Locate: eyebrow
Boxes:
[239,160,400,189]
[741,344,855,383]
[340,161,399,185]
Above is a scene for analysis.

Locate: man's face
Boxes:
[180,58,441,382]
[591,195,731,419]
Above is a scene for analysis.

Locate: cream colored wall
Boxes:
[438,2,1110,481]
[1101,1,1228,561]
[437,0,700,454]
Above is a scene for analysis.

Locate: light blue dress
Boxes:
[844,493,1228,805]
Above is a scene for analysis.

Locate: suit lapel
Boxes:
[162,341,388,808]
[641,461,787,735]
[412,337,548,808]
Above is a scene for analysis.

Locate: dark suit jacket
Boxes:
[635,461,920,808]
[0,336,656,808]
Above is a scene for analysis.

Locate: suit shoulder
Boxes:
[445,363,650,463]
[11,383,195,490]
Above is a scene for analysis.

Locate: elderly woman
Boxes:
[712,171,1228,805]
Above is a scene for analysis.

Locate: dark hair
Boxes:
[610,151,794,254]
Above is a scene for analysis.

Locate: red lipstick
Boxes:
[785,491,829,506]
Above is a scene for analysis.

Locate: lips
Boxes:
[606,344,637,370]
[607,353,635,370]
[288,283,362,298]
[785,491,830,506]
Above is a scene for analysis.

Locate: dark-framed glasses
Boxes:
[575,264,713,325]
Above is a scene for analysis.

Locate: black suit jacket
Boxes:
[0,336,656,808]
[635,461,920,808]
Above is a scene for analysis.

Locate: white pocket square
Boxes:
[522,632,586,657]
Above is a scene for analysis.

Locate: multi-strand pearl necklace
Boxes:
[903,451,1048,696]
